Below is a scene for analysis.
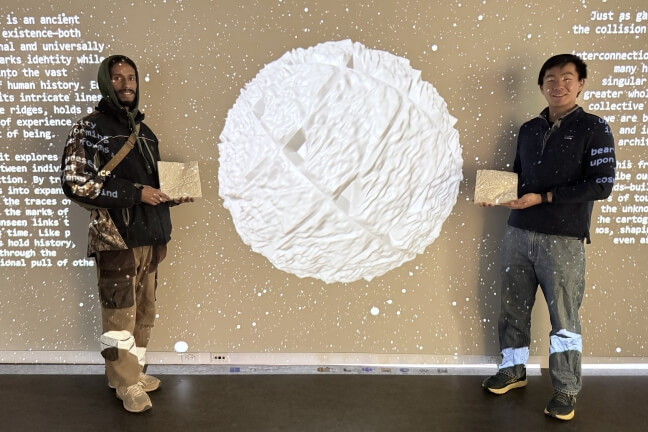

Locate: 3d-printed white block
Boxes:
[474,170,518,205]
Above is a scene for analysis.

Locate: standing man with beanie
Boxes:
[478,54,615,420]
[61,55,192,412]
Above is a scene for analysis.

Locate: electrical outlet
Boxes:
[211,353,228,362]
[181,353,197,363]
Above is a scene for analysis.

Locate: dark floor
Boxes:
[1,370,645,432]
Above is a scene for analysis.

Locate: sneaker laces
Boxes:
[125,383,146,397]
[553,391,574,405]
[138,373,151,383]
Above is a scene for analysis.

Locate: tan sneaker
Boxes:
[109,373,160,392]
[138,372,161,392]
[116,384,152,413]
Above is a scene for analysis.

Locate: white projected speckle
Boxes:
[174,341,189,353]
[219,39,463,283]
[370,306,380,316]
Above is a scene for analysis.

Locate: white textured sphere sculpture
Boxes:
[219,40,463,283]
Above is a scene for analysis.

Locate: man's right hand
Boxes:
[140,185,170,206]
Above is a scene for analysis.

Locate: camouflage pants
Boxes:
[95,244,166,388]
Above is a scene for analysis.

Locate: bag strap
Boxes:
[100,124,140,176]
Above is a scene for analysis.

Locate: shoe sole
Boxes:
[122,403,152,413]
[485,379,528,395]
[544,408,574,421]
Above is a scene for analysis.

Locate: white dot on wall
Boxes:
[370,306,380,316]
[174,341,189,353]
[431,44,438,51]
[78,303,84,307]
[616,347,622,353]
[478,15,484,20]
[144,74,150,82]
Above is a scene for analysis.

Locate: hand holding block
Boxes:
[474,170,517,205]
[158,161,202,200]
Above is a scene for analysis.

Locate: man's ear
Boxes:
[577,79,585,97]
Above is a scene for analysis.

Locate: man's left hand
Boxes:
[500,193,542,209]
[172,197,195,204]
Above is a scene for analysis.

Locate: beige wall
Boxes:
[1,0,646,363]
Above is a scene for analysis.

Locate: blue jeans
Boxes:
[497,226,585,396]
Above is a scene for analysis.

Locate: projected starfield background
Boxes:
[0,0,646,363]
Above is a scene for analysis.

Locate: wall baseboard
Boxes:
[1,351,646,375]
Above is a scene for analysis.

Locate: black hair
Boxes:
[537,54,587,86]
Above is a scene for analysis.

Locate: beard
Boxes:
[120,99,136,109]
[116,89,136,109]
[117,94,136,110]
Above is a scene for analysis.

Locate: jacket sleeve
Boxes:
[551,120,615,203]
[60,119,142,209]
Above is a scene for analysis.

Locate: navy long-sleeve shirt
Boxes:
[507,106,616,242]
